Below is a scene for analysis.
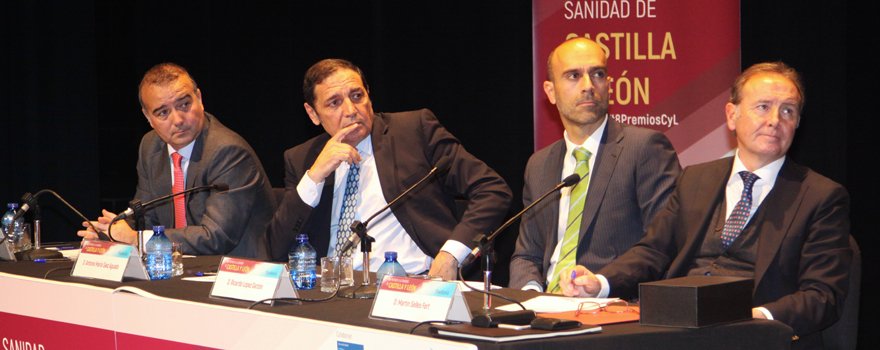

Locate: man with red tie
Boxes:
[78,63,276,260]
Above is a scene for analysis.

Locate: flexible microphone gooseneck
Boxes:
[4,190,102,260]
[339,157,452,254]
[104,183,229,242]
[338,157,451,299]
[457,173,582,315]
[461,173,580,267]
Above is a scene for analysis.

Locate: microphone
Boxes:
[103,183,229,242]
[11,193,36,221]
[339,157,452,254]
[4,189,101,260]
[461,173,581,267]
[113,183,229,222]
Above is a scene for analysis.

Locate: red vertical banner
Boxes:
[533,0,740,166]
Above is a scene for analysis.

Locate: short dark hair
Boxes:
[730,61,804,112]
[138,63,198,109]
[303,59,368,107]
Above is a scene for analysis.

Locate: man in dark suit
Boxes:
[79,63,276,260]
[267,59,511,280]
[561,62,851,349]
[509,38,681,293]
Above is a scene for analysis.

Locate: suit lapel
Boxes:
[753,158,807,287]
[149,145,174,227]
[370,115,419,235]
[371,115,395,200]
[541,141,566,256]
[307,135,334,256]
[577,119,622,246]
[183,115,211,223]
[667,159,732,277]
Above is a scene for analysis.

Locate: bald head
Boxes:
[543,37,611,143]
[547,38,607,82]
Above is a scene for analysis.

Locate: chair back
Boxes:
[821,235,860,350]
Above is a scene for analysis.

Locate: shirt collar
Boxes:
[167,139,196,160]
[563,116,607,158]
[356,135,372,159]
[729,150,785,188]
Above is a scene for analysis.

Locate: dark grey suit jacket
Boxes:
[599,157,851,348]
[509,118,680,289]
[267,109,512,262]
[134,113,276,260]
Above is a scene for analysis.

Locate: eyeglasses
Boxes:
[575,301,639,316]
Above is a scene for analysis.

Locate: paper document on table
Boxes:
[182,276,217,282]
[457,281,502,291]
[496,296,620,313]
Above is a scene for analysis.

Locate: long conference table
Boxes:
[0,255,794,350]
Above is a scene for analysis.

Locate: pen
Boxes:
[571,270,577,280]
[34,259,71,263]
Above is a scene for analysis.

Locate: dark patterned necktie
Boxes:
[334,162,360,257]
[721,171,760,248]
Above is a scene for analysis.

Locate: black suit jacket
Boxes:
[509,118,680,289]
[268,109,512,262]
[134,113,276,260]
[599,157,851,347]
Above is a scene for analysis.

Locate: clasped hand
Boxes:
[77,209,137,244]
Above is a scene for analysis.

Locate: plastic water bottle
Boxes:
[145,226,173,280]
[2,203,30,252]
[375,251,407,284]
[1,204,17,242]
[289,234,316,289]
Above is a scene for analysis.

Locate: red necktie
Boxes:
[171,152,187,228]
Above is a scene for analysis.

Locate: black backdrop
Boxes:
[2,1,873,347]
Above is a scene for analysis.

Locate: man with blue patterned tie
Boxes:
[560,62,852,349]
[510,38,681,293]
[267,59,511,280]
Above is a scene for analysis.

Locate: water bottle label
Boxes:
[210,257,298,302]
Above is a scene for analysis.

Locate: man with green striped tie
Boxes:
[510,38,681,293]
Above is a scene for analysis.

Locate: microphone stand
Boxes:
[461,173,581,316]
[338,220,377,299]
[16,205,64,260]
[12,190,97,261]
[104,184,224,250]
[339,159,451,299]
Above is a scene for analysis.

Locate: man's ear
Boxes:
[543,80,557,105]
[304,103,321,126]
[725,103,738,132]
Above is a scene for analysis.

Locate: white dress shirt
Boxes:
[523,117,607,292]
[296,136,470,273]
[594,150,785,319]
[167,141,195,188]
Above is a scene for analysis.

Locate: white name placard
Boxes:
[210,256,297,302]
[72,240,148,281]
[370,276,471,323]
[0,238,15,261]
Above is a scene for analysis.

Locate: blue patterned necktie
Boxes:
[334,162,360,257]
[721,171,760,248]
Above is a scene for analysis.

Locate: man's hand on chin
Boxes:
[428,251,459,281]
